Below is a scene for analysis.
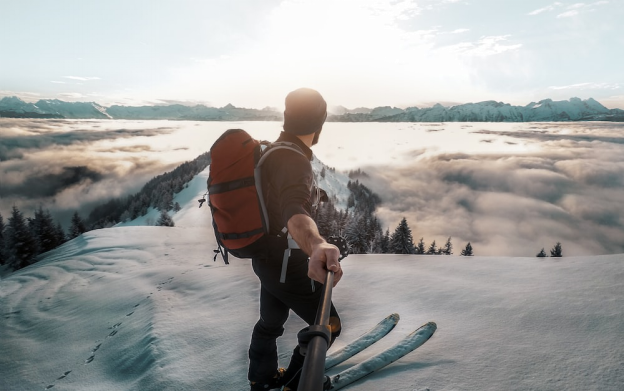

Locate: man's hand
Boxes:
[287,213,344,287]
[308,242,343,287]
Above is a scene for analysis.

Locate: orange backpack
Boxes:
[201,129,304,264]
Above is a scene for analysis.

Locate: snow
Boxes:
[1,169,624,390]
[312,156,352,212]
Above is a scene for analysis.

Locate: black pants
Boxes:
[248,249,341,387]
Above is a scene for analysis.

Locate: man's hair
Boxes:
[283,88,327,136]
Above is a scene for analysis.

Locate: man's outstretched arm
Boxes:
[287,213,343,286]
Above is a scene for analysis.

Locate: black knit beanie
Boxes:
[283,88,327,136]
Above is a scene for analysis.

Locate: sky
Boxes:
[1,174,623,390]
[1,0,623,110]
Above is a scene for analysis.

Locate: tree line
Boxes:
[0,207,89,271]
[87,152,210,229]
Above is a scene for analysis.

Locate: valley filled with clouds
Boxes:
[1,119,623,256]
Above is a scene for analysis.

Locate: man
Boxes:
[248,88,343,390]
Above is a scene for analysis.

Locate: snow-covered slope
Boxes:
[312,156,352,211]
[1,169,623,391]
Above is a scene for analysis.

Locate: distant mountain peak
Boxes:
[1,96,621,122]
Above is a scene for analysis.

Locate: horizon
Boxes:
[1,94,620,112]
[1,0,623,110]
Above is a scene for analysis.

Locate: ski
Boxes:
[325,313,400,370]
[328,321,437,390]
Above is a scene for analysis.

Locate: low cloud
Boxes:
[63,76,101,81]
[0,120,181,227]
[0,166,104,198]
[0,126,175,161]
[362,124,624,256]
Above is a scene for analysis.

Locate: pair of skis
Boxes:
[324,313,437,390]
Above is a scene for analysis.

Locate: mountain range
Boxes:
[1,96,623,122]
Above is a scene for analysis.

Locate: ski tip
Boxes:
[388,313,400,323]
[419,321,437,331]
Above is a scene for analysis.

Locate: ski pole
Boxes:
[298,269,334,391]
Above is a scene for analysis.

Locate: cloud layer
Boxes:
[362,122,624,256]
[2,119,623,257]
[0,119,181,227]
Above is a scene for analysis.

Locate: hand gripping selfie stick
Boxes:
[297,236,349,391]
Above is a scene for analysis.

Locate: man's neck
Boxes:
[296,133,315,148]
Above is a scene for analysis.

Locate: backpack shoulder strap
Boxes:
[253,141,307,234]
[256,141,306,168]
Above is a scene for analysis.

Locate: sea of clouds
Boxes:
[1,119,623,256]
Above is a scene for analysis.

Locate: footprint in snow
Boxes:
[85,355,95,364]
[57,371,71,380]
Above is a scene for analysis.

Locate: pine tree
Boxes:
[6,206,39,270]
[536,248,547,257]
[159,191,174,212]
[389,217,416,254]
[54,222,66,246]
[380,229,390,253]
[347,194,355,210]
[32,207,59,254]
[416,237,425,254]
[441,237,453,255]
[426,240,437,255]
[69,211,87,239]
[550,242,562,257]
[460,242,474,256]
[156,210,175,227]
[345,214,368,254]
[0,213,6,265]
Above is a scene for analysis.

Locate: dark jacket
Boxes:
[260,132,315,237]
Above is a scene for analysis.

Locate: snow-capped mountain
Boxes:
[0,97,56,118]
[332,97,624,122]
[1,96,623,122]
[0,97,111,119]
[32,99,112,119]
[0,97,281,121]
[106,103,281,121]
